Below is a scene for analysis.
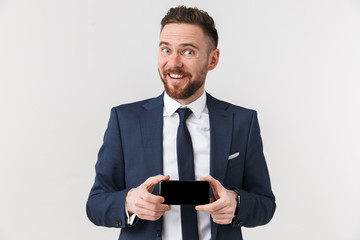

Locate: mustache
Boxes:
[163,68,190,76]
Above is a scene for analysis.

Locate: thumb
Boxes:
[201,175,223,199]
[143,175,170,192]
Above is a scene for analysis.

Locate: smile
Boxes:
[169,73,186,79]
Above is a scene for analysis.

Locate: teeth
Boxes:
[169,73,184,79]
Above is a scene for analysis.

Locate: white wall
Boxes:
[1,0,359,239]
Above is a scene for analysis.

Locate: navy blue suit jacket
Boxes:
[87,93,276,240]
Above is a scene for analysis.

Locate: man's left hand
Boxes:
[195,175,238,225]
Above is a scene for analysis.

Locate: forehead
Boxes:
[160,23,207,46]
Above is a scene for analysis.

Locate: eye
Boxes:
[184,50,194,55]
[162,48,170,53]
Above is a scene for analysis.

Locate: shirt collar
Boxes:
[163,91,207,119]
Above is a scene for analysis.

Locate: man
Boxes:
[87,6,275,240]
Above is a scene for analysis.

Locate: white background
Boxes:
[1,0,360,239]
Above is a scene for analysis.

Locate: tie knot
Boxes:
[177,108,192,123]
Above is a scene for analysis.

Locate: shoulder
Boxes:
[114,98,152,112]
[206,93,260,132]
[206,93,257,117]
[110,93,163,118]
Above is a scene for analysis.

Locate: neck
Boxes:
[174,88,205,105]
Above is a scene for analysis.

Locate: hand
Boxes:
[195,175,238,224]
[125,175,171,221]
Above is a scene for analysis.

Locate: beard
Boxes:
[159,67,208,100]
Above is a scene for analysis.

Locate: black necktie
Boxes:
[176,108,199,240]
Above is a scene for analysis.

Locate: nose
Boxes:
[167,52,183,68]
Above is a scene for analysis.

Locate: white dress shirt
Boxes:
[162,91,211,240]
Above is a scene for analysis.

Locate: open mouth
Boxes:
[168,73,187,80]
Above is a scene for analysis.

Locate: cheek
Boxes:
[158,54,164,66]
[191,58,207,69]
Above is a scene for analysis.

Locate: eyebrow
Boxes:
[159,41,199,50]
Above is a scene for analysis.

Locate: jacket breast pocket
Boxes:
[225,154,243,187]
[227,153,241,168]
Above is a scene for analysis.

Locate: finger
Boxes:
[138,201,171,214]
[200,176,224,199]
[196,196,233,214]
[134,196,171,213]
[211,210,235,225]
[210,205,234,216]
[209,203,228,215]
[135,207,169,221]
[196,199,222,212]
[211,196,237,216]
[142,175,170,191]
[139,189,166,205]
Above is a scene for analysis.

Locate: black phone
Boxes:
[159,180,210,205]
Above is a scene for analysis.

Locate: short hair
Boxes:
[160,6,218,49]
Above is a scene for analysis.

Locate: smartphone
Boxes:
[159,180,210,205]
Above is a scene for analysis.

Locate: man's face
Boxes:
[158,23,219,102]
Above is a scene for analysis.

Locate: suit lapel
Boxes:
[207,93,233,185]
[140,94,164,178]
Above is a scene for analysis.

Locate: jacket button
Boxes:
[157,230,161,237]
[116,220,122,227]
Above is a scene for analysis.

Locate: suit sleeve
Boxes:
[231,111,276,228]
[86,107,136,228]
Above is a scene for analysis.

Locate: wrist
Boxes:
[125,188,135,215]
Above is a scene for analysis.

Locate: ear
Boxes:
[208,48,220,71]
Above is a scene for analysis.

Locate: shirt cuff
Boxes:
[125,205,137,225]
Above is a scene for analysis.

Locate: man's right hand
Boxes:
[125,175,171,221]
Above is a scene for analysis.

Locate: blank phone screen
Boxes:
[159,180,210,205]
